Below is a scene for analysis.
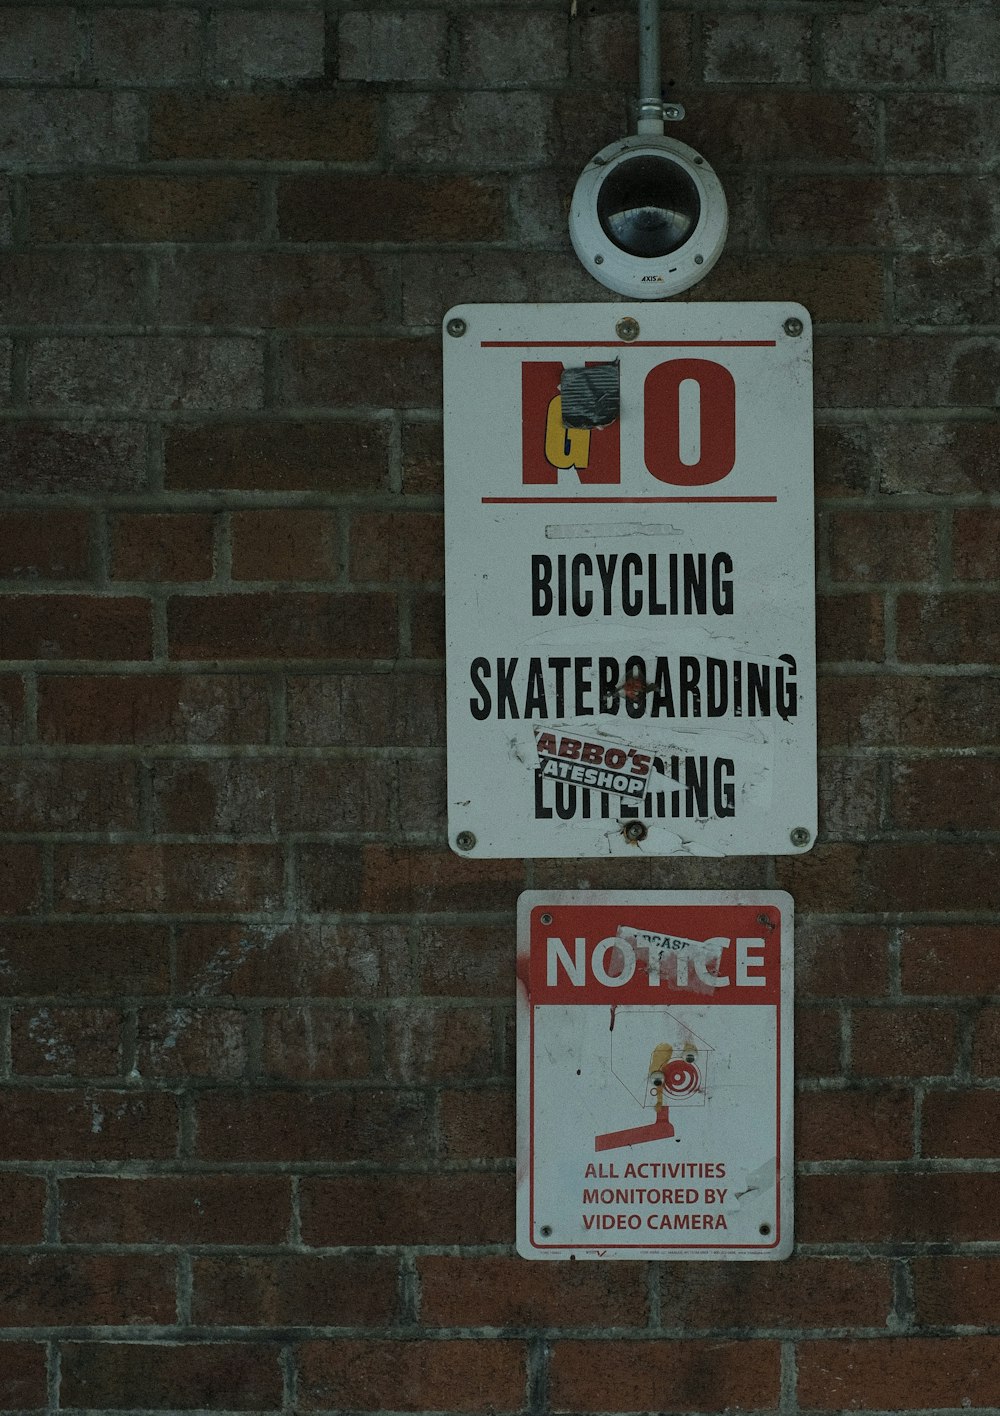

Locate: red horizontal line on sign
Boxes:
[479,340,778,348]
[482,496,778,504]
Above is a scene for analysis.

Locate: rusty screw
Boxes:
[783,317,804,337]
[623,820,648,843]
[616,317,641,342]
[455,830,476,851]
[789,826,811,848]
[446,317,467,338]
[540,912,553,925]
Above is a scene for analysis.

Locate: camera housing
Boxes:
[569,134,728,299]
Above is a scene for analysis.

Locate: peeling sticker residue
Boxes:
[544,522,682,540]
[616,925,729,995]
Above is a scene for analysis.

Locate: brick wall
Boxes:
[0,0,997,1411]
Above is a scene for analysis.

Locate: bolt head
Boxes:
[624,819,648,842]
[783,317,804,337]
[616,316,641,342]
[790,826,811,848]
[455,830,476,851]
[446,317,467,338]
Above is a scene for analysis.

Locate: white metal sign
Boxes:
[516,890,794,1261]
[444,303,815,858]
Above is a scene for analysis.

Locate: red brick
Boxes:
[771,175,993,252]
[402,420,442,495]
[898,592,1000,664]
[798,1337,1000,1411]
[953,507,1000,579]
[158,251,394,328]
[29,175,259,241]
[388,91,549,171]
[821,11,934,83]
[286,672,443,748]
[0,509,89,579]
[350,512,443,585]
[892,757,1000,831]
[796,1088,913,1161]
[151,93,377,161]
[0,1174,45,1242]
[973,1007,1000,1077]
[923,1089,1000,1158]
[778,842,1000,913]
[0,595,151,661]
[946,9,1000,84]
[698,92,876,165]
[0,250,144,325]
[817,424,877,498]
[195,1090,433,1163]
[167,592,396,661]
[61,1342,282,1411]
[0,423,143,495]
[576,9,691,87]
[401,251,593,327]
[0,1254,173,1326]
[231,509,340,582]
[280,174,505,244]
[166,420,390,493]
[818,756,880,840]
[0,758,137,831]
[0,91,138,165]
[212,8,323,82]
[879,422,1000,496]
[796,925,891,1000]
[439,1086,514,1160]
[461,12,567,84]
[111,513,214,583]
[137,1007,248,1081]
[798,1170,1000,1244]
[0,1089,177,1162]
[895,253,1000,327]
[704,13,810,83]
[851,1006,957,1079]
[887,93,1000,164]
[299,1172,514,1247]
[693,253,884,325]
[0,844,42,913]
[385,1006,495,1083]
[0,8,78,81]
[277,336,440,410]
[91,7,201,83]
[38,673,271,745]
[339,10,448,82]
[298,1339,526,1413]
[420,1255,646,1328]
[0,924,169,997]
[828,509,938,583]
[820,674,1000,750]
[298,844,525,914]
[61,1175,291,1246]
[54,843,284,913]
[193,1255,397,1327]
[551,1339,779,1412]
[416,924,512,998]
[262,1006,374,1082]
[817,593,884,663]
[0,675,26,743]
[796,1007,842,1079]
[12,1006,121,1077]
[0,1343,46,1408]
[661,1258,891,1329]
[901,925,1000,996]
[816,336,1000,412]
[29,336,263,412]
[174,922,413,999]
[914,1257,1000,1326]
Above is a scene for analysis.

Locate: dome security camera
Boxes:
[569,134,728,300]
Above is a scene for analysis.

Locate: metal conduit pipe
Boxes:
[637,0,665,134]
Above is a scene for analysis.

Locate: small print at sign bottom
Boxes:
[516,890,794,1261]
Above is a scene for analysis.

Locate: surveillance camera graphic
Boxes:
[596,1011,711,1152]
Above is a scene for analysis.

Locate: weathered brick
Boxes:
[402,419,442,495]
[29,176,260,242]
[166,420,390,493]
[195,1090,434,1163]
[231,509,340,582]
[878,422,1000,496]
[689,254,884,325]
[0,251,145,325]
[897,592,1000,664]
[11,1005,121,1076]
[0,1174,46,1243]
[61,1342,282,1412]
[350,511,443,585]
[796,1006,843,1079]
[576,9,691,87]
[0,9,78,82]
[212,8,324,82]
[0,1342,46,1409]
[276,336,440,411]
[799,1338,1000,1411]
[286,672,443,748]
[895,253,1000,327]
[799,1171,1000,1244]
[157,251,395,328]
[439,1086,514,1161]
[923,1089,1000,1159]
[136,1007,249,1081]
[892,757,1000,832]
[901,925,1000,997]
[771,176,994,253]
[0,924,170,997]
[0,90,139,166]
[298,1340,527,1413]
[193,1255,397,1327]
[60,1175,291,1246]
[410,589,444,657]
[887,93,1000,164]
[797,924,890,1000]
[167,591,397,661]
[297,843,524,914]
[697,92,877,165]
[458,12,568,85]
[796,1087,913,1161]
[779,842,1000,913]
[384,1005,495,1083]
[662,1258,891,1330]
[550,1340,779,1412]
[820,674,1000,750]
[388,92,549,170]
[111,512,214,584]
[972,1007,1000,1078]
[704,13,810,83]
[151,93,377,161]
[29,336,263,412]
[954,508,1000,580]
[818,757,880,841]
[815,423,873,499]
[339,10,448,82]
[914,1257,1000,1327]
[817,592,884,664]
[828,509,938,583]
[416,923,512,998]
[821,11,934,83]
[850,1006,957,1079]
[0,1090,177,1162]
[0,1254,173,1326]
[945,7,1000,84]
[54,843,284,913]
[91,7,202,83]
[0,595,151,662]
[280,174,506,244]
[420,1254,647,1328]
[0,422,145,494]
[0,509,90,580]
[299,1172,514,1247]
[38,673,270,745]
[262,1006,375,1082]
[401,251,606,326]
[175,922,413,999]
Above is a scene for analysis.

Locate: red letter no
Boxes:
[644,359,736,487]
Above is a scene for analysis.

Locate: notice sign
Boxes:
[516,891,793,1261]
[443,303,816,858]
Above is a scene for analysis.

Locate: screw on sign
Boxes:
[516,890,794,1260]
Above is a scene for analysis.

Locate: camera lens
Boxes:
[597,155,701,258]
